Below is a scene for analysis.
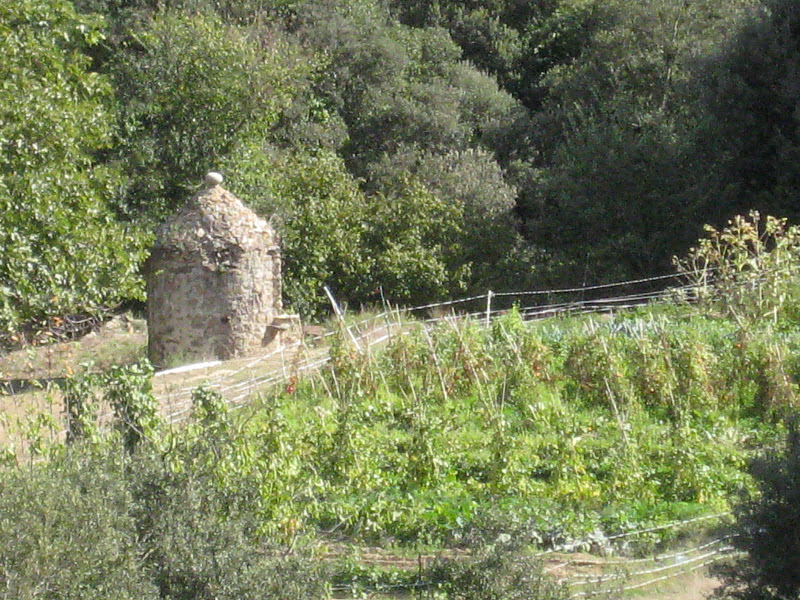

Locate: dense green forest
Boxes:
[2,0,799,332]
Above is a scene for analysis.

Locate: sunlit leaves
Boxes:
[0,0,147,335]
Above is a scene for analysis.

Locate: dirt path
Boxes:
[630,571,719,600]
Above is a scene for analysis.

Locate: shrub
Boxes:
[129,451,329,600]
[425,542,571,600]
[0,438,329,600]
[674,211,800,326]
[60,371,102,443]
[0,451,156,600]
[104,360,160,453]
[712,417,800,600]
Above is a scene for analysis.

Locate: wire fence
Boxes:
[530,512,732,559]
[7,266,769,468]
[56,268,698,434]
[148,271,702,421]
[18,264,763,446]
[325,512,738,599]
[2,270,750,597]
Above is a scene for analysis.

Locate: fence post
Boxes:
[485,290,493,327]
[324,285,363,352]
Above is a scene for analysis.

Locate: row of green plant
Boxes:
[14,301,788,549]
[3,357,797,600]
[268,304,793,545]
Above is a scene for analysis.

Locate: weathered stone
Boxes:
[204,171,224,187]
[145,179,294,367]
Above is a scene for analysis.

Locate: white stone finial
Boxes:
[205,171,224,187]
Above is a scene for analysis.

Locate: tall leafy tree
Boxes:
[107,10,311,223]
[390,0,611,111]
[697,0,800,224]
[519,0,758,281]
[295,0,541,295]
[225,143,471,314]
[0,0,147,335]
[225,145,373,316]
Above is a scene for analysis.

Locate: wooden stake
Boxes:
[423,326,449,403]
[324,285,362,352]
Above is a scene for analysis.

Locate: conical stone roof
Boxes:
[152,178,275,269]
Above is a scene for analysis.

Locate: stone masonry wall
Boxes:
[146,175,283,366]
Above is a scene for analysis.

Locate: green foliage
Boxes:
[516,0,759,282]
[676,212,800,326]
[60,370,101,443]
[226,147,371,316]
[129,451,328,600]
[712,418,800,600]
[426,543,570,600]
[7,0,800,330]
[392,0,614,111]
[190,306,776,546]
[288,0,538,299]
[104,359,160,452]
[190,385,228,428]
[293,0,800,291]
[0,452,157,600]
[227,146,471,314]
[304,0,524,183]
[525,107,701,280]
[108,9,309,221]
[3,297,799,596]
[57,359,159,450]
[698,0,800,223]
[0,441,329,600]
[368,146,541,291]
[0,0,147,335]
[364,178,469,305]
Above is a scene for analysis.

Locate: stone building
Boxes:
[146,173,295,366]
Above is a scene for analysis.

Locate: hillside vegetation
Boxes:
[2,216,800,598]
[3,0,800,332]
[5,0,800,596]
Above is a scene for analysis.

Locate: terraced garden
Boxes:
[2,215,800,598]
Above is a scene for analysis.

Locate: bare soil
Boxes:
[628,571,720,600]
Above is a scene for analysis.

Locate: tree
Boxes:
[225,144,471,314]
[363,177,469,305]
[294,0,543,296]
[129,449,328,600]
[225,146,373,316]
[519,0,758,282]
[368,146,540,291]
[0,0,147,336]
[390,0,611,112]
[696,0,800,225]
[712,418,800,600]
[107,10,310,223]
